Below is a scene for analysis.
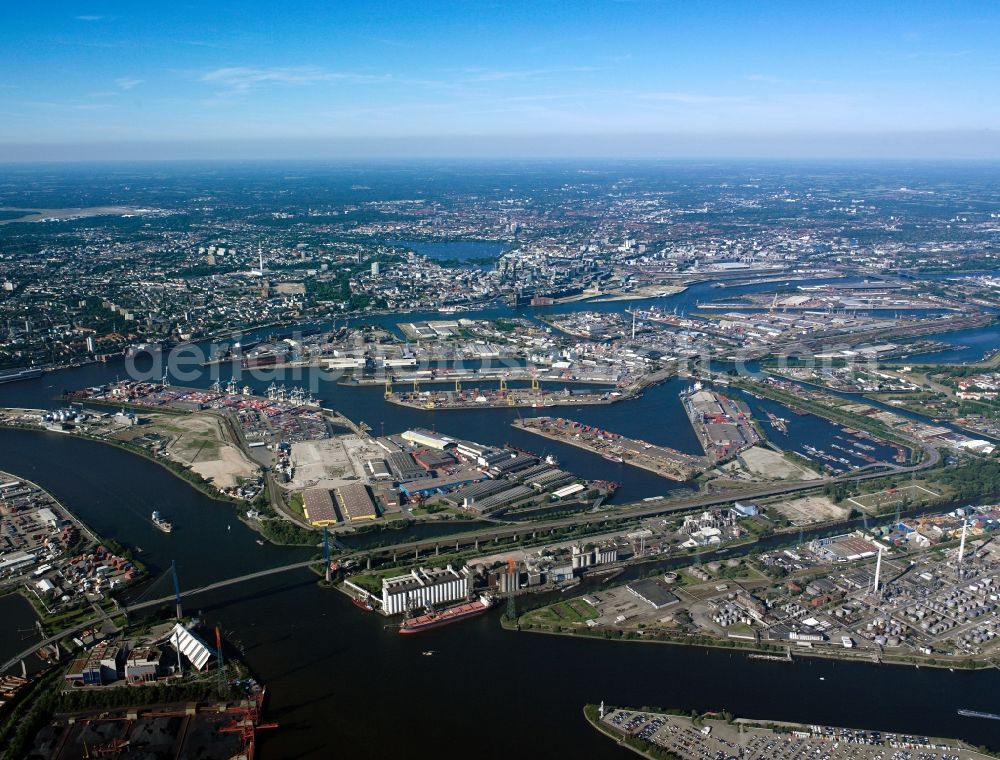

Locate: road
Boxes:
[351,443,940,559]
[0,558,323,675]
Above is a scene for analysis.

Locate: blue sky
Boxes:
[2,1,999,158]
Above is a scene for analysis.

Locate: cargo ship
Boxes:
[766,411,788,434]
[399,596,496,634]
[0,367,44,384]
[151,510,173,533]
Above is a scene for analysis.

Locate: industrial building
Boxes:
[571,543,618,569]
[303,488,338,526]
[64,641,124,687]
[366,459,392,480]
[490,453,538,476]
[443,479,511,509]
[463,484,535,515]
[381,565,471,615]
[397,470,487,498]
[626,579,680,610]
[412,449,457,471]
[401,428,456,451]
[124,646,160,684]
[387,451,431,481]
[334,483,378,521]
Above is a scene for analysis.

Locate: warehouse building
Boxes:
[366,459,392,480]
[164,622,214,671]
[626,579,680,610]
[303,488,338,526]
[466,484,535,515]
[397,470,486,498]
[335,483,378,521]
[381,565,471,615]
[412,449,457,471]
[387,451,431,482]
[402,428,456,451]
[490,453,538,476]
[443,478,510,508]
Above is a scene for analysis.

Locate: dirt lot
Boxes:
[286,435,388,490]
[769,494,847,526]
[737,446,821,481]
[117,412,259,489]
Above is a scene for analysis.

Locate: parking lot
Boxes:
[600,709,991,760]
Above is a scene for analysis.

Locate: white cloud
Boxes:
[74,15,103,21]
[464,66,598,82]
[200,66,385,93]
[116,77,142,90]
[636,91,750,104]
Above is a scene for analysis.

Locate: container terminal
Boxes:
[512,416,709,481]
[384,379,625,410]
[680,383,762,462]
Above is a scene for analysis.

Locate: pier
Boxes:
[512,416,708,480]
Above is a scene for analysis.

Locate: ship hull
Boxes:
[399,600,493,634]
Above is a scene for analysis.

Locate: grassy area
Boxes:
[288,491,305,518]
[411,503,462,517]
[346,573,386,594]
[523,598,595,628]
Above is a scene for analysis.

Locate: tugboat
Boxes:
[352,596,374,612]
[151,510,173,533]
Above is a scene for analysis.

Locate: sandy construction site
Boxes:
[119,412,259,489]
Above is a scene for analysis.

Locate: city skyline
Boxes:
[3,1,1000,160]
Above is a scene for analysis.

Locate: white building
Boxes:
[381,565,471,615]
[163,622,213,671]
[401,429,456,451]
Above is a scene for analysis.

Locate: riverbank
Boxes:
[0,418,317,549]
[510,617,1000,671]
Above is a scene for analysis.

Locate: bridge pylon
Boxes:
[171,559,182,620]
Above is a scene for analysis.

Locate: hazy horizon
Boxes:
[2,130,1000,163]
